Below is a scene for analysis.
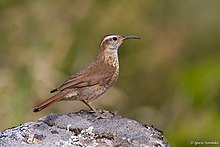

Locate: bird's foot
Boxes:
[90,110,114,121]
[96,109,117,114]
[91,114,111,122]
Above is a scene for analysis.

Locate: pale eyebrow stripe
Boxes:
[102,35,118,42]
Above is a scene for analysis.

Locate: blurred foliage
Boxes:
[0,0,220,146]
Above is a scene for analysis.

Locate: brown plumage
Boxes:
[33,34,140,118]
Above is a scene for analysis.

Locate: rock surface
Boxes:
[0,110,171,147]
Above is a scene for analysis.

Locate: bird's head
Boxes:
[100,34,140,51]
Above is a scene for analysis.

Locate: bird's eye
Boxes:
[113,37,117,41]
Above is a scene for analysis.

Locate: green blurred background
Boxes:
[0,0,220,146]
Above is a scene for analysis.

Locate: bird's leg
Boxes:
[81,100,107,119]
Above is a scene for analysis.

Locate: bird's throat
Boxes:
[104,49,119,67]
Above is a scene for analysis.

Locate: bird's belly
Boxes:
[79,85,108,101]
[64,85,108,101]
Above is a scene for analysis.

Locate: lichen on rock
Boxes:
[0,110,171,147]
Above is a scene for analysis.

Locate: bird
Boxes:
[33,33,140,118]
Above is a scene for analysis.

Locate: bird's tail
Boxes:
[33,91,67,112]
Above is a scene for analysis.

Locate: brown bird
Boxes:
[33,34,140,118]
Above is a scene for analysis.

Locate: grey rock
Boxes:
[0,110,171,147]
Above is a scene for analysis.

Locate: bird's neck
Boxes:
[96,48,119,67]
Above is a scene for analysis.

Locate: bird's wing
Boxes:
[51,62,116,92]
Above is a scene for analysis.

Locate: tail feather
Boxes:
[50,88,58,93]
[33,92,67,112]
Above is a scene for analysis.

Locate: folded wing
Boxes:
[51,62,116,92]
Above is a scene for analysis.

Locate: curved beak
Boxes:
[123,35,141,40]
